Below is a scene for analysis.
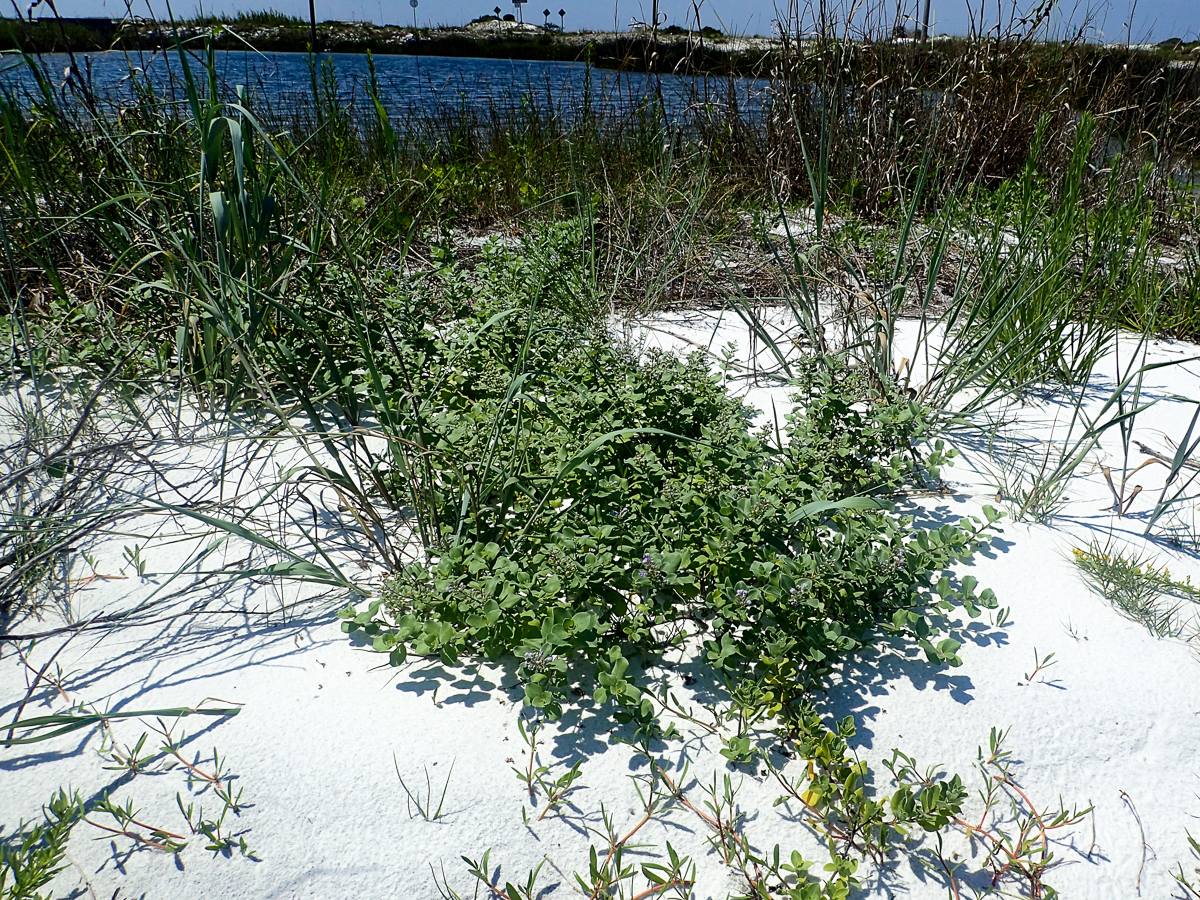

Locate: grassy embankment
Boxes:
[2,11,1200,897]
[1,12,771,70]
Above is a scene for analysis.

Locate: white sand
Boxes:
[3,315,1200,899]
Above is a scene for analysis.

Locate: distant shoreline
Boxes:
[0,19,781,75]
[1,17,1196,79]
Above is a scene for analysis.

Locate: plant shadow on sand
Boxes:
[0,582,347,759]
[809,504,1014,746]
[386,657,507,710]
[371,517,1016,768]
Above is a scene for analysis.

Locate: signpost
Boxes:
[410,0,418,30]
[512,0,526,24]
[558,8,565,30]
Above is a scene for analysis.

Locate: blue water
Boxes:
[0,49,770,123]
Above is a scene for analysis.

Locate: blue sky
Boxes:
[34,0,1200,41]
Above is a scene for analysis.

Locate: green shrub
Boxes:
[342,276,1000,727]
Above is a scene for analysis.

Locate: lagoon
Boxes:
[0,49,770,123]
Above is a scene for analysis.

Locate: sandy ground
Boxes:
[3,313,1200,900]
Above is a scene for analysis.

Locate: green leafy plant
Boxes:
[768,705,967,864]
[719,734,757,765]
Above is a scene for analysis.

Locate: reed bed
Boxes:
[1,4,1197,345]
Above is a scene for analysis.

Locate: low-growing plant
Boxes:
[769,704,968,865]
[510,717,584,823]
[1071,539,1200,639]
[83,793,189,854]
[1018,647,1058,686]
[341,281,1001,728]
[768,715,1088,897]
[950,727,1091,897]
[1,699,256,899]
[0,790,80,900]
[436,710,1086,900]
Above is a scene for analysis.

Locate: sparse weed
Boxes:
[987,437,1076,523]
[1,699,257,897]
[1177,831,1200,899]
[396,755,456,823]
[508,717,585,823]
[437,712,1086,900]
[1071,539,1200,639]
[925,726,1091,897]
[1019,648,1057,686]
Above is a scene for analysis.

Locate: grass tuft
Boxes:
[1071,539,1200,639]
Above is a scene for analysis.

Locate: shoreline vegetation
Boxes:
[1,13,1199,75]
[3,5,1198,332]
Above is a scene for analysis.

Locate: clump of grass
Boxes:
[185,9,308,28]
[3,9,1200,377]
[395,755,456,823]
[1071,539,1200,639]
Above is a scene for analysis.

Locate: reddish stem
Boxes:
[84,817,186,851]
